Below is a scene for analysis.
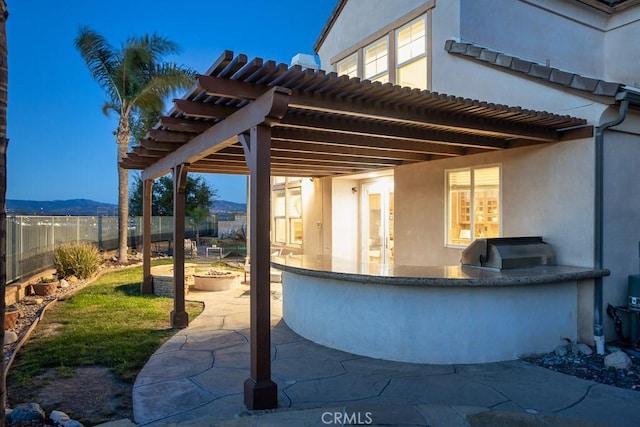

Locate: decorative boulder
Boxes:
[50,410,71,426]
[554,345,568,357]
[10,403,46,424]
[4,330,18,345]
[605,351,632,370]
[58,278,70,288]
[577,343,593,356]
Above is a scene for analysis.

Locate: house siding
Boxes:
[459,0,605,79]
[316,0,426,70]
[394,140,595,268]
[602,115,640,335]
[309,0,640,346]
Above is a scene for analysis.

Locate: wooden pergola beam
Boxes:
[148,129,193,143]
[196,75,565,141]
[141,87,291,180]
[173,99,239,120]
[160,116,213,133]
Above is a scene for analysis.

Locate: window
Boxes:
[364,37,389,83]
[272,177,303,246]
[273,190,286,244]
[446,166,500,246]
[331,4,432,89]
[396,16,427,89]
[337,53,358,78]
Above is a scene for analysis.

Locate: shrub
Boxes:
[54,242,102,279]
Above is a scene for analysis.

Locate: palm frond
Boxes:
[101,101,119,117]
[132,63,194,113]
[75,26,121,106]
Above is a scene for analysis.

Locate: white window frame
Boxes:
[330,2,433,89]
[271,177,303,248]
[445,165,502,248]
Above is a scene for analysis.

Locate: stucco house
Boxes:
[267,0,640,350]
[124,0,640,410]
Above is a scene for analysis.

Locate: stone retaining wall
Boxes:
[151,263,196,298]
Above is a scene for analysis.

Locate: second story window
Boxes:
[337,52,358,78]
[364,37,389,83]
[331,2,433,90]
[396,16,427,89]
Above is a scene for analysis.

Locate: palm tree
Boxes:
[0,1,8,418]
[75,27,193,262]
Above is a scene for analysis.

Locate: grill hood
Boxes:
[461,236,556,270]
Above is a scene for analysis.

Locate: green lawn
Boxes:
[8,259,204,386]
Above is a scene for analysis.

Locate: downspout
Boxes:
[593,91,630,355]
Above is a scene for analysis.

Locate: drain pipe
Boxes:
[594,91,630,355]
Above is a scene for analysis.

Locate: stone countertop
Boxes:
[271,255,610,287]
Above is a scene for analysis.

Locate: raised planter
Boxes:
[4,308,19,330]
[31,282,57,297]
[150,263,196,298]
[193,270,240,291]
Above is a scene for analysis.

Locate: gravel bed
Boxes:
[523,347,640,391]
[3,277,91,371]
[3,260,143,372]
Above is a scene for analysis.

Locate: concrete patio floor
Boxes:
[131,283,640,426]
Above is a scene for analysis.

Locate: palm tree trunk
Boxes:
[0,1,8,421]
[117,117,130,263]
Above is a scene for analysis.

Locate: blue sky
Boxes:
[6,0,336,204]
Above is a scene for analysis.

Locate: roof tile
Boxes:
[549,69,574,85]
[570,75,599,92]
[594,80,622,96]
[445,40,622,99]
[478,49,499,63]
[529,64,553,79]
[511,58,534,73]
[495,54,514,68]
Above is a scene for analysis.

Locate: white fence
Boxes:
[6,215,216,284]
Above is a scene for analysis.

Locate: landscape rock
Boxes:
[67,275,79,283]
[577,343,593,356]
[554,345,568,356]
[4,330,18,345]
[64,420,85,427]
[59,278,70,288]
[50,409,71,425]
[604,351,632,370]
[10,402,46,424]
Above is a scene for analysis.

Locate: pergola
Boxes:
[121,50,592,410]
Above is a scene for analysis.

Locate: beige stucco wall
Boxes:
[394,139,597,341]
[331,177,360,260]
[459,0,605,78]
[316,0,427,70]
[310,0,640,347]
[603,7,640,86]
[394,139,595,267]
[602,111,640,323]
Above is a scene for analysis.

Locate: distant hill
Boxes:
[7,198,247,216]
[7,199,118,216]
[211,200,246,213]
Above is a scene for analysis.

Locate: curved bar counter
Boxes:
[272,255,609,364]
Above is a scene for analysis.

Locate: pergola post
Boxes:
[171,163,189,328]
[141,179,153,294]
[243,125,278,409]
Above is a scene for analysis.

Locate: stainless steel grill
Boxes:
[461,236,556,270]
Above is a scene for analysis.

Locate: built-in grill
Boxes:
[461,236,556,270]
